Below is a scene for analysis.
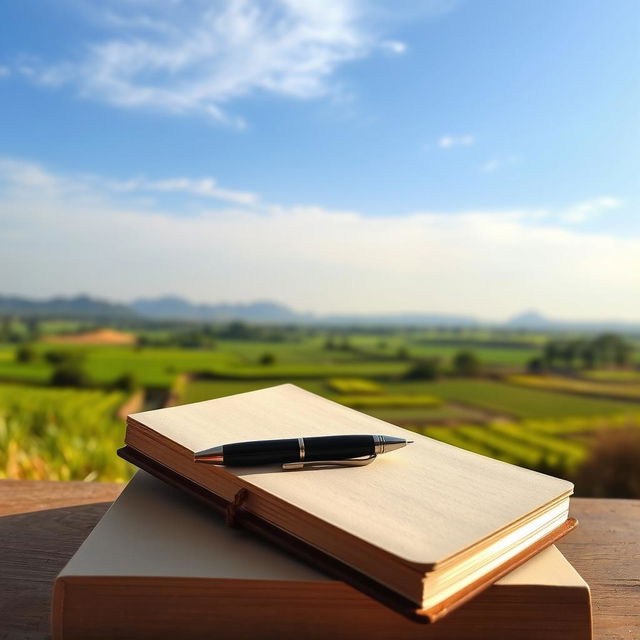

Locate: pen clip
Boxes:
[282,454,377,471]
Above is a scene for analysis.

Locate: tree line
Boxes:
[528,333,635,373]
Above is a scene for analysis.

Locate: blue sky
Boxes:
[0,0,638,319]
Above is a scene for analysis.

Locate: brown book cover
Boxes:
[52,472,592,640]
[122,384,576,621]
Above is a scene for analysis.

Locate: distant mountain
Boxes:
[0,294,135,319]
[131,296,304,323]
[131,296,478,326]
[320,312,479,327]
[2,294,638,331]
[507,309,640,332]
[506,310,553,328]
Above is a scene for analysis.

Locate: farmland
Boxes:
[1,324,640,495]
[0,384,130,481]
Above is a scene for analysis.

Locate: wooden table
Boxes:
[0,481,638,640]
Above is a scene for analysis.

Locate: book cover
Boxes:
[123,384,576,620]
[52,471,591,640]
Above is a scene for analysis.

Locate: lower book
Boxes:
[52,471,592,640]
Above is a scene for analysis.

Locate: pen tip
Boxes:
[407,440,414,444]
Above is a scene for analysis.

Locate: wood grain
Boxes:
[0,480,638,640]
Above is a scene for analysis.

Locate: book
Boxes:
[121,384,576,621]
[52,471,592,640]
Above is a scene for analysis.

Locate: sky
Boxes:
[0,0,639,321]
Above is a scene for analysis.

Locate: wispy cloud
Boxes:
[480,154,520,173]
[15,0,408,126]
[0,66,10,78]
[438,135,475,149]
[558,196,621,224]
[380,40,407,54]
[110,177,259,206]
[1,157,638,319]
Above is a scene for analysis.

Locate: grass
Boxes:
[326,377,383,395]
[364,404,488,425]
[179,378,329,404]
[582,369,640,383]
[336,394,441,409]
[0,383,132,481]
[416,380,638,419]
[421,412,640,474]
[508,374,640,401]
[0,342,410,387]
[401,343,538,367]
[3,331,638,487]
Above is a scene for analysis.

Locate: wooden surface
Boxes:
[0,480,638,640]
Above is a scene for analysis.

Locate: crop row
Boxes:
[508,374,640,401]
[421,413,640,473]
[0,384,132,481]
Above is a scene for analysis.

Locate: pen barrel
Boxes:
[223,438,301,466]
[303,435,375,462]
[221,435,375,466]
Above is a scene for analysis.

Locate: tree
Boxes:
[543,340,560,369]
[526,357,546,374]
[15,344,37,364]
[452,350,481,377]
[396,346,410,360]
[259,352,276,366]
[614,341,633,368]
[404,358,440,381]
[50,362,90,387]
[580,345,596,370]
[112,372,139,393]
[559,341,580,369]
[25,318,41,341]
[45,350,72,366]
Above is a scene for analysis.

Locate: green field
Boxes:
[582,369,640,383]
[0,341,409,386]
[0,383,131,481]
[423,412,640,473]
[413,379,638,419]
[180,375,640,422]
[2,327,639,491]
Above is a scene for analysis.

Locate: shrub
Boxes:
[15,344,37,364]
[452,350,481,377]
[45,349,86,366]
[259,352,276,366]
[50,362,91,388]
[112,372,139,393]
[396,347,410,360]
[574,428,640,498]
[404,358,441,381]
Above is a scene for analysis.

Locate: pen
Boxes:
[194,434,413,470]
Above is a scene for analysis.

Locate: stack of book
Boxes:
[52,384,592,639]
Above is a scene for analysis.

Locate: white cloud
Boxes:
[438,135,474,149]
[16,0,412,126]
[0,66,10,78]
[1,158,638,319]
[559,196,621,224]
[380,40,407,54]
[480,154,519,173]
[110,177,258,206]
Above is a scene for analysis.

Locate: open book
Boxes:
[53,472,591,640]
[121,384,576,621]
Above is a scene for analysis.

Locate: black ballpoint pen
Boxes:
[193,434,413,470]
